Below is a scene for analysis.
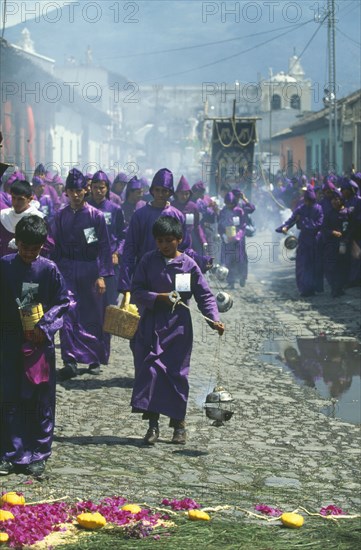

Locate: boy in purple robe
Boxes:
[121,176,146,226]
[218,192,248,289]
[33,165,60,211]
[118,168,192,292]
[172,175,207,254]
[32,176,55,220]
[321,189,350,297]
[52,174,69,210]
[276,187,324,297]
[0,215,70,476]
[88,170,125,305]
[111,172,128,204]
[340,179,361,286]
[49,168,114,380]
[0,180,45,257]
[130,216,224,445]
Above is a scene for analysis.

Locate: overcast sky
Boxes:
[2,1,360,101]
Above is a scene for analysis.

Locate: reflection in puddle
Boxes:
[261,337,361,425]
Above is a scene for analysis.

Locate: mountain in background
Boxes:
[3,0,361,107]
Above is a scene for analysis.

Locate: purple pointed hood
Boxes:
[65,168,87,190]
[176,175,192,193]
[126,176,143,198]
[150,168,174,194]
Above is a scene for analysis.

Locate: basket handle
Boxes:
[120,291,131,311]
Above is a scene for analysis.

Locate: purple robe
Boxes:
[44,183,60,211]
[37,192,55,220]
[122,199,147,225]
[87,197,125,305]
[0,254,70,464]
[0,191,11,210]
[49,203,114,365]
[130,250,220,420]
[282,203,324,295]
[196,196,219,258]
[118,199,146,256]
[321,206,350,296]
[118,202,191,291]
[345,195,361,286]
[172,198,207,254]
[218,205,248,285]
[109,190,123,206]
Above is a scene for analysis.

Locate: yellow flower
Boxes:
[280,512,304,528]
[188,509,211,521]
[0,533,9,543]
[0,492,25,506]
[0,510,14,521]
[77,512,106,529]
[121,504,142,514]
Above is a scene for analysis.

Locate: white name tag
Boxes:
[232,216,239,226]
[103,212,112,225]
[185,213,194,225]
[83,227,98,243]
[175,273,191,292]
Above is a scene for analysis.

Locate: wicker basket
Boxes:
[19,303,44,340]
[103,306,140,339]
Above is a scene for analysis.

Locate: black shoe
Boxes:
[25,460,46,477]
[88,363,100,375]
[171,428,187,445]
[58,363,78,380]
[143,428,159,445]
[0,460,15,475]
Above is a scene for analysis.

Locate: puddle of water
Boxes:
[261,337,361,425]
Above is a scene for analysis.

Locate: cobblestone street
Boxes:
[2,234,360,516]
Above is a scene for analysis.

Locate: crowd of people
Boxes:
[0,163,227,476]
[273,172,361,298]
[0,161,360,476]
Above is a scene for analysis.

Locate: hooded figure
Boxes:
[275,186,324,297]
[49,168,114,379]
[118,168,193,292]
[121,176,146,226]
[172,176,207,255]
[150,168,174,195]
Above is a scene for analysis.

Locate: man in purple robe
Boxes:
[321,189,350,297]
[191,180,220,260]
[340,178,361,286]
[276,187,324,297]
[172,175,207,254]
[0,180,45,258]
[49,168,114,380]
[121,176,147,227]
[32,176,55,221]
[218,192,248,289]
[88,170,125,305]
[130,216,224,445]
[118,168,192,292]
[33,164,61,212]
[111,172,129,204]
[0,215,70,476]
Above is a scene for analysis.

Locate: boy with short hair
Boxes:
[0,180,44,257]
[0,215,70,476]
[130,216,224,445]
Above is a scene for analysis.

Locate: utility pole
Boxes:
[327,0,337,171]
[269,68,273,178]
